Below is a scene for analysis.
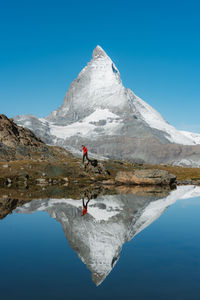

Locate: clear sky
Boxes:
[0,0,200,132]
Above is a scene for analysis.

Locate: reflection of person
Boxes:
[82,145,89,164]
[81,194,91,216]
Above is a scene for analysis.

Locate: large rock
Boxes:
[115,169,176,186]
[84,160,110,176]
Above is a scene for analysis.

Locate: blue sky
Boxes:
[0,0,200,132]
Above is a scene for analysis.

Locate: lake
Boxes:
[0,185,200,300]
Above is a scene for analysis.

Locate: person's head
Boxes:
[81,145,85,148]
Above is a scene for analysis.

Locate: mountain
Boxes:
[14,46,200,166]
[15,185,200,285]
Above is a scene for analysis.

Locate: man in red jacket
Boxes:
[82,145,89,164]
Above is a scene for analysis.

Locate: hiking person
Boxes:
[82,145,89,164]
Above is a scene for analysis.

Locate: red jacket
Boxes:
[83,146,88,154]
[82,207,87,216]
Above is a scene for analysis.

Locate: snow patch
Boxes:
[180,130,200,145]
[48,109,122,140]
[172,158,200,167]
[83,109,119,123]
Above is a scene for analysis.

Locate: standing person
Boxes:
[82,145,89,164]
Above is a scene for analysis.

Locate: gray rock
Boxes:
[115,169,176,186]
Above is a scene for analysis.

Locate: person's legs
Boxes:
[86,199,90,206]
[86,152,90,162]
[82,153,86,163]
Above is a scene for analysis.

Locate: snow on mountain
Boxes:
[49,109,123,141]
[46,45,197,145]
[14,45,200,165]
[128,94,198,145]
[47,46,125,123]
[180,130,200,145]
[15,186,200,285]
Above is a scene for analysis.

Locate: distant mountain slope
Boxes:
[14,46,200,166]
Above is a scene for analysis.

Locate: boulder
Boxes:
[115,169,176,186]
[84,160,110,176]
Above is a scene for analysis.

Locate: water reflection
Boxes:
[11,185,200,286]
[81,190,93,216]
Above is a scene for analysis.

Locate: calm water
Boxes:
[0,186,200,300]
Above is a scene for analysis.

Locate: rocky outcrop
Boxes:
[0,114,71,162]
[84,160,110,176]
[115,169,176,187]
[0,114,44,148]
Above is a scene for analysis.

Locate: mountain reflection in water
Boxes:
[14,185,200,286]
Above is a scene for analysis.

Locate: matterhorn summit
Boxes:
[47,45,129,124]
[14,45,200,166]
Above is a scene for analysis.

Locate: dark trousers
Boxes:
[82,152,89,163]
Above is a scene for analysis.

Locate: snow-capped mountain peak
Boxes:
[46,45,124,124]
[14,46,200,166]
[92,45,109,59]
